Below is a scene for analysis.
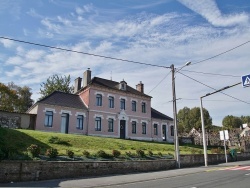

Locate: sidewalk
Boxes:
[1,160,249,188]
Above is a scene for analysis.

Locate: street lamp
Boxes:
[200,82,241,167]
[171,61,191,168]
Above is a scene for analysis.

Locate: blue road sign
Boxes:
[242,74,250,87]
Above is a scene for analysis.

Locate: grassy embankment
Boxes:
[0,128,204,159]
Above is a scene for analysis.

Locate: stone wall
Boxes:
[0,160,176,183]
[1,153,250,183]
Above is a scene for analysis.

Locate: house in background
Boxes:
[27,69,174,142]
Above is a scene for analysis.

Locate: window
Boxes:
[76,115,84,130]
[142,122,146,134]
[154,124,158,135]
[132,121,136,134]
[108,118,114,132]
[109,96,114,108]
[96,94,102,106]
[142,102,146,113]
[170,125,174,136]
[120,98,125,110]
[44,111,53,127]
[95,117,102,131]
[132,101,136,112]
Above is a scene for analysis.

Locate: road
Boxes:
[1,161,250,188]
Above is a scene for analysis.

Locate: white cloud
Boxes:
[0,38,15,48]
[178,0,249,27]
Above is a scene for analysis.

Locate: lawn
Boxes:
[0,128,204,160]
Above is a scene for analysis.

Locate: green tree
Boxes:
[177,106,212,133]
[8,82,34,112]
[222,115,242,129]
[39,74,74,99]
[0,82,18,112]
[240,116,250,124]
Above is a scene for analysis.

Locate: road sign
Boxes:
[220,130,229,140]
[242,74,250,87]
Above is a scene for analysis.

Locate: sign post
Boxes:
[220,130,229,163]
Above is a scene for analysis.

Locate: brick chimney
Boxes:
[74,77,82,93]
[83,68,91,88]
[136,81,144,93]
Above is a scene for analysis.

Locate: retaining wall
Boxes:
[1,153,250,183]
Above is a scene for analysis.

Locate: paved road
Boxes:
[1,161,250,188]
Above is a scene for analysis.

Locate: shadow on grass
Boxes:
[0,127,51,160]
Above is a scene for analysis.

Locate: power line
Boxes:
[148,70,171,94]
[178,72,250,105]
[0,36,170,69]
[191,40,250,66]
[180,70,240,78]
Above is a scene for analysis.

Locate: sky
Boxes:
[0,0,250,126]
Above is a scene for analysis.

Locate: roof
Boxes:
[151,108,173,121]
[37,91,87,110]
[78,77,152,98]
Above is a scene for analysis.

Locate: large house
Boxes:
[27,69,174,142]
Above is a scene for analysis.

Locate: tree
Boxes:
[240,116,250,124]
[8,82,34,112]
[177,106,212,133]
[0,82,18,112]
[222,115,242,129]
[39,74,74,99]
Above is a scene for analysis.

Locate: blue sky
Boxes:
[0,0,250,126]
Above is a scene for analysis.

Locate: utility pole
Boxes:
[200,82,241,167]
[171,64,180,168]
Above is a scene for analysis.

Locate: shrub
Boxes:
[125,151,133,157]
[136,149,145,158]
[27,144,40,158]
[148,150,153,156]
[112,150,121,158]
[158,152,163,157]
[82,150,90,158]
[46,148,58,158]
[190,148,196,154]
[96,150,110,158]
[66,150,74,158]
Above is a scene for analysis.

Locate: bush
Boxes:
[136,149,145,158]
[27,144,40,158]
[46,148,58,158]
[112,150,121,158]
[82,150,90,158]
[96,150,111,158]
[125,151,133,157]
[158,152,163,157]
[66,150,74,158]
[148,150,153,156]
[211,147,223,154]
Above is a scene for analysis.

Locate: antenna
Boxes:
[111,71,112,80]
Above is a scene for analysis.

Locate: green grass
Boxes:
[0,128,205,158]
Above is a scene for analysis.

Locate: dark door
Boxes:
[61,113,69,134]
[120,120,126,139]
[162,125,167,141]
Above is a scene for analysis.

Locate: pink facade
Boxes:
[34,103,88,135]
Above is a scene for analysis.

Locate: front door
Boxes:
[61,113,69,134]
[120,120,126,139]
[162,125,167,141]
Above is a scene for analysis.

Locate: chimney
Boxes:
[74,77,82,93]
[83,68,91,87]
[136,81,144,93]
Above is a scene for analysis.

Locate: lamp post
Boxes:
[171,61,191,168]
[200,82,241,167]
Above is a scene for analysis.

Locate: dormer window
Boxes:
[119,80,127,91]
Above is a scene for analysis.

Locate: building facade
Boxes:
[27,69,174,143]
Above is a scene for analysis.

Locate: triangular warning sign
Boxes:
[244,76,250,86]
